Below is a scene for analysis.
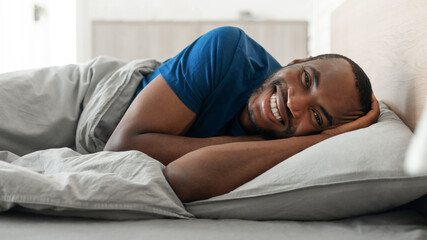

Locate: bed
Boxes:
[1,0,427,239]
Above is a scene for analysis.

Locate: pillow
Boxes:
[185,102,427,220]
[405,97,427,175]
[404,98,427,217]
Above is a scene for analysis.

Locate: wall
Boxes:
[92,20,307,65]
[0,0,76,73]
[0,0,36,73]
[331,0,427,131]
[77,0,344,63]
[0,0,344,72]
[309,0,345,55]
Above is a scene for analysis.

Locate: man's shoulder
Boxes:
[209,26,244,36]
[202,26,245,46]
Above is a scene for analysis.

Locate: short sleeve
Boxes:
[157,26,244,114]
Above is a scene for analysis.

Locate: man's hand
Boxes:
[321,94,380,137]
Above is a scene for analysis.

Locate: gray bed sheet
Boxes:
[1,208,426,240]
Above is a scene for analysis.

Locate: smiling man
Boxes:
[241,54,371,139]
[105,26,379,202]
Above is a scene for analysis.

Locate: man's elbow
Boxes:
[163,164,206,203]
[164,166,192,203]
[104,132,131,152]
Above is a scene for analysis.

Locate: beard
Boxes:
[246,108,280,139]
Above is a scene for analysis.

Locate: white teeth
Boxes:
[270,93,282,122]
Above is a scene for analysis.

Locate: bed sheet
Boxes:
[1,209,426,240]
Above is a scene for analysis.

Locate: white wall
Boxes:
[77,0,344,63]
[0,0,76,73]
[77,0,317,62]
[0,0,36,72]
[0,0,344,72]
[48,0,76,66]
[88,0,313,20]
[309,0,345,55]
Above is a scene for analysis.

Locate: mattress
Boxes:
[1,208,426,240]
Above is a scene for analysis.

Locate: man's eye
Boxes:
[313,111,321,126]
[304,70,310,88]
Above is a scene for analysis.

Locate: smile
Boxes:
[270,92,285,125]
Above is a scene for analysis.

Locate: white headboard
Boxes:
[331,0,427,131]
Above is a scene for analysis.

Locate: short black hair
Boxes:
[308,54,373,115]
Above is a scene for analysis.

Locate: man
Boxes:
[104,26,379,202]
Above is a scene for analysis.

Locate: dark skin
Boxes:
[241,57,365,138]
[105,56,380,202]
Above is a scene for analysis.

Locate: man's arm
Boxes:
[164,134,329,203]
[104,74,263,165]
[164,97,380,202]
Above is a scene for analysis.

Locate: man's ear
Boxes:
[287,56,312,66]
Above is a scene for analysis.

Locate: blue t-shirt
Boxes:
[133,26,281,137]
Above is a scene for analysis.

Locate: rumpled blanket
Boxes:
[0,57,193,219]
[0,56,160,155]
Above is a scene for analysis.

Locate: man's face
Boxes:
[241,58,364,139]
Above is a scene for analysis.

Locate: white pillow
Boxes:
[405,97,427,175]
[186,102,427,220]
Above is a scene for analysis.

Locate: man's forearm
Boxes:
[104,132,263,165]
[164,133,330,202]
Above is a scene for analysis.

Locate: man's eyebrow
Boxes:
[308,66,320,88]
[320,105,333,126]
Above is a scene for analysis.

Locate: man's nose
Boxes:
[287,87,310,119]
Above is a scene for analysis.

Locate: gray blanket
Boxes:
[0,57,195,219]
[0,56,160,155]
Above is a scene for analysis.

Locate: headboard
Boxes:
[331,0,427,131]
